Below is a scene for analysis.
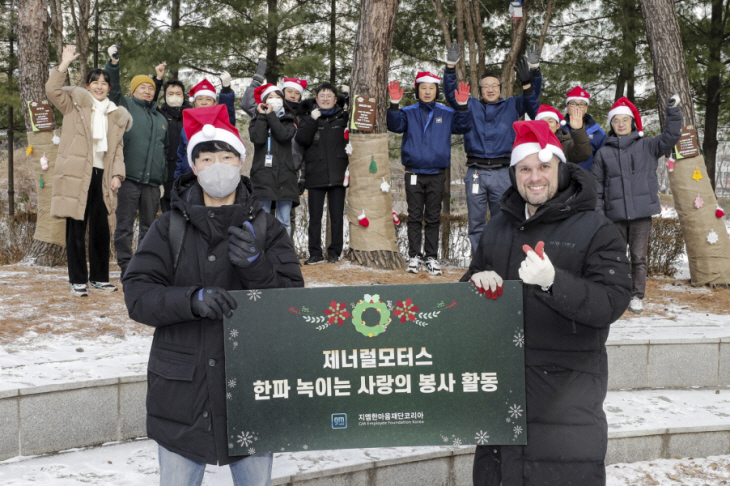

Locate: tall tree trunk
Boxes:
[329,0,336,84]
[701,0,723,191]
[641,0,730,286]
[461,0,478,95]
[537,0,555,52]
[454,0,467,81]
[69,0,91,82]
[347,0,404,270]
[17,0,66,266]
[48,0,62,61]
[266,0,279,83]
[170,0,181,78]
[8,0,16,216]
[471,0,485,81]
[501,0,527,98]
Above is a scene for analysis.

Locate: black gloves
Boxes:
[253,59,267,83]
[298,179,306,195]
[514,58,532,85]
[447,43,461,65]
[228,222,265,269]
[190,287,237,320]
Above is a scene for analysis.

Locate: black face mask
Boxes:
[144,100,155,109]
[286,100,300,111]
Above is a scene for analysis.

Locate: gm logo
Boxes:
[331,413,347,429]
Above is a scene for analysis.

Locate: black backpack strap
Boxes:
[169,209,188,274]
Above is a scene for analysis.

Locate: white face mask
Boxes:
[195,162,240,199]
[267,98,283,112]
[166,95,184,107]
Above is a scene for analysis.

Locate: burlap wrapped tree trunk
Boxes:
[668,155,730,285]
[641,0,730,285]
[346,0,404,269]
[23,130,66,266]
[347,133,403,269]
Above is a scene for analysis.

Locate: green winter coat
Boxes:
[106,60,168,186]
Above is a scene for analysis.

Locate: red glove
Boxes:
[455,82,470,105]
[388,80,403,104]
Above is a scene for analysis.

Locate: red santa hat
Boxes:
[189,79,218,102]
[414,71,441,87]
[184,105,246,165]
[282,78,308,95]
[535,105,566,126]
[608,97,643,136]
[510,120,566,167]
[565,86,590,105]
[254,84,280,104]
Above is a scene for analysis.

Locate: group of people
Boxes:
[45,38,682,486]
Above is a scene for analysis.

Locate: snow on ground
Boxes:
[1,435,730,485]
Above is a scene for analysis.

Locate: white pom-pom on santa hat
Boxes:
[638,130,644,137]
[560,120,566,126]
[538,148,553,162]
[202,124,216,139]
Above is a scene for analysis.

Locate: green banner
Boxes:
[224,282,525,455]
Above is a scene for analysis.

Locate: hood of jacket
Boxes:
[500,163,597,226]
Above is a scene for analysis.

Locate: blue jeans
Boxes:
[158,445,273,486]
[464,166,511,254]
[260,200,293,235]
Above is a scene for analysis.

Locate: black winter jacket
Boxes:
[462,164,631,374]
[591,105,682,222]
[122,173,304,465]
[295,99,349,189]
[249,110,300,205]
[158,102,193,195]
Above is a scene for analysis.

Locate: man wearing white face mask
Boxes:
[122,104,303,486]
[158,79,192,212]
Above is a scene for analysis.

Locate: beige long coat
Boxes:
[45,68,132,225]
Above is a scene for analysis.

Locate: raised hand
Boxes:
[455,82,470,105]
[526,44,541,70]
[668,91,681,108]
[220,71,231,88]
[567,104,584,130]
[107,44,119,63]
[154,62,167,80]
[447,43,461,67]
[514,57,532,85]
[59,45,81,72]
[388,80,404,104]
[254,59,267,82]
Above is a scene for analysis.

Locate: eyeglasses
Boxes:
[480,84,500,90]
[567,102,588,107]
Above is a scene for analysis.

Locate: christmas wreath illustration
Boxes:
[290,294,460,335]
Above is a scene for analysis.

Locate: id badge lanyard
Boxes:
[265,129,273,167]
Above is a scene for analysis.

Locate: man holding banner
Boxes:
[464,120,631,486]
[123,105,303,485]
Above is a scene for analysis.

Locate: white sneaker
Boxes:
[406,256,421,274]
[71,284,88,297]
[89,280,118,292]
[629,297,643,314]
[424,257,442,276]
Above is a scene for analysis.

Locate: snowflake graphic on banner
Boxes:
[247,290,262,301]
[236,431,258,447]
[513,331,525,347]
[452,437,463,447]
[509,404,523,419]
[248,448,256,455]
[226,392,232,400]
[229,329,239,339]
[513,425,523,437]
[228,378,236,388]
[475,430,490,445]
